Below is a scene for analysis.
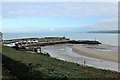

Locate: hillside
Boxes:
[2,46,120,80]
[88,30,120,34]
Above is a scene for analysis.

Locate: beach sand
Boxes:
[42,44,119,71]
[71,44,118,62]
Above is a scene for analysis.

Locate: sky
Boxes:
[0,2,118,33]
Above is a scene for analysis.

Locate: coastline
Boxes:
[3,46,119,79]
[42,44,119,72]
[71,44,118,63]
[2,36,119,71]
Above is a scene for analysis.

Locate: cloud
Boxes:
[2,24,84,33]
[1,0,119,2]
[1,2,118,33]
[2,2,118,19]
[87,18,118,31]
[2,18,118,33]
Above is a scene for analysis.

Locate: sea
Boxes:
[3,32,118,46]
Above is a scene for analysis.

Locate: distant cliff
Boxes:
[88,30,120,34]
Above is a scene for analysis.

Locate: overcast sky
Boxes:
[1,2,118,33]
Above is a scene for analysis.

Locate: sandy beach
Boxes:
[71,44,118,62]
[42,44,119,71]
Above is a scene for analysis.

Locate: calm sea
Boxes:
[3,32,118,46]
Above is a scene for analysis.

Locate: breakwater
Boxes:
[26,40,101,47]
[3,37,101,47]
[3,37,101,53]
[69,40,101,44]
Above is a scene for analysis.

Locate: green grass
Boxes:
[2,46,120,79]
[1,65,18,80]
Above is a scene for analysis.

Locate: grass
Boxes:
[1,64,18,80]
[2,46,120,79]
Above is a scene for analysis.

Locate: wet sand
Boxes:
[71,44,118,62]
[41,44,119,72]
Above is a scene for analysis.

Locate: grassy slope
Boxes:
[1,66,18,80]
[2,46,120,79]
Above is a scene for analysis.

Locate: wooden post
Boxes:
[40,47,41,53]
[84,60,86,66]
